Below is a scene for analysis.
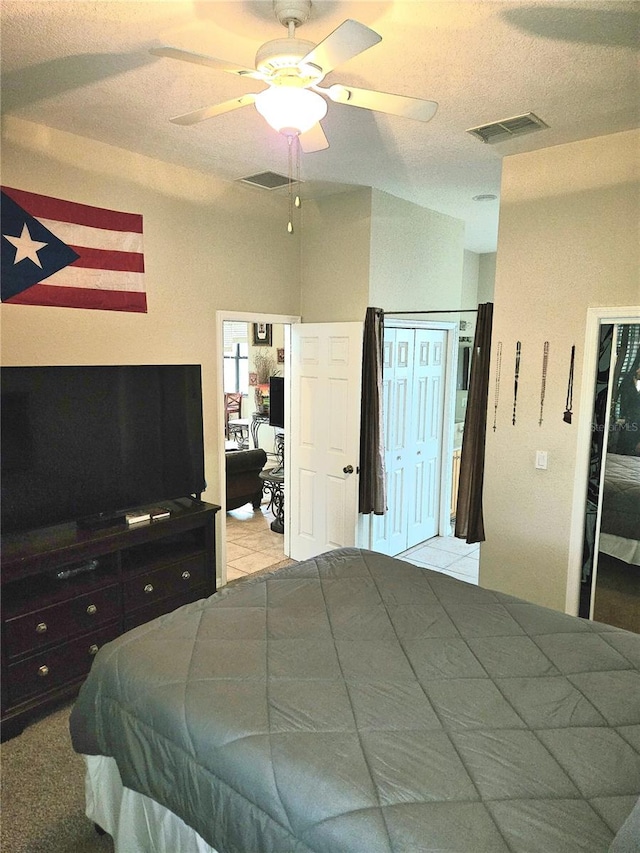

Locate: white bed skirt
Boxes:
[84,754,219,853]
[599,532,640,566]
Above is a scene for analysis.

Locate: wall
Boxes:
[300,187,468,323]
[462,250,480,309]
[369,189,466,313]
[300,187,372,322]
[247,324,286,454]
[478,253,497,304]
[1,117,300,567]
[481,129,640,611]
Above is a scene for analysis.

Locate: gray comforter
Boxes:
[602,453,640,541]
[70,547,640,853]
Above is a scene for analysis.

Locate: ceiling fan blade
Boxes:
[301,20,381,75]
[298,122,329,153]
[169,94,258,125]
[322,84,438,122]
[150,46,264,81]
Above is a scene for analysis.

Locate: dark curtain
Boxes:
[455,302,494,543]
[359,307,387,514]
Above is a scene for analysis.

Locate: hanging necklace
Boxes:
[493,341,503,432]
[539,341,549,426]
[564,345,575,424]
[512,341,521,426]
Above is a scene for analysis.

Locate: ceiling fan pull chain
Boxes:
[286,134,303,234]
[287,135,295,233]
[295,134,301,210]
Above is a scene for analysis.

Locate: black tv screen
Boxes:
[269,376,284,429]
[1,365,206,534]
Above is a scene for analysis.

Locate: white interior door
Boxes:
[289,322,363,561]
[372,326,446,556]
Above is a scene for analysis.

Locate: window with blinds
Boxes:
[223,322,249,394]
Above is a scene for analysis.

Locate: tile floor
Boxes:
[397,534,480,584]
[225,503,479,586]
[225,503,288,581]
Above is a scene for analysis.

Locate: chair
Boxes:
[224,393,242,438]
[225,448,267,511]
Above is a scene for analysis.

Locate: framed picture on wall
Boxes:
[252,323,272,346]
[277,348,285,364]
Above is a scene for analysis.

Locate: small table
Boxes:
[251,412,270,448]
[227,418,250,449]
[259,468,284,534]
[229,414,272,450]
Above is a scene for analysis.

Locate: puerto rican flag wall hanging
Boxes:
[1,187,147,313]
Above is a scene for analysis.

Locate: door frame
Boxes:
[360,318,458,549]
[216,310,300,587]
[566,305,640,615]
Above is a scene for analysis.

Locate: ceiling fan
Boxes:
[150,0,438,153]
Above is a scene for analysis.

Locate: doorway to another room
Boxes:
[219,312,299,584]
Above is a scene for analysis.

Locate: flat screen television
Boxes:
[269,376,284,429]
[1,365,206,535]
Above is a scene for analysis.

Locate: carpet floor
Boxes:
[593,551,640,634]
[1,702,114,853]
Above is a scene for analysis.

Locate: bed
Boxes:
[600,453,640,566]
[70,547,640,853]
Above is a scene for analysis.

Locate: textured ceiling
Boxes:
[1,0,638,253]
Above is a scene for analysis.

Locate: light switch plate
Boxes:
[535,450,548,470]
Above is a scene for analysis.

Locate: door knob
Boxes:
[343,465,354,474]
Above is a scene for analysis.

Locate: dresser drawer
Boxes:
[123,585,209,633]
[6,622,120,705]
[123,554,208,612]
[4,584,120,659]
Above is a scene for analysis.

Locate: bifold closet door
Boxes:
[372,327,446,556]
[407,328,446,548]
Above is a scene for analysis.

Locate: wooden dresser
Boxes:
[1,499,219,740]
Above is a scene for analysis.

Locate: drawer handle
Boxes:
[181,571,191,580]
[38,665,49,677]
[89,644,99,656]
[144,583,154,594]
[36,622,48,634]
[86,604,97,615]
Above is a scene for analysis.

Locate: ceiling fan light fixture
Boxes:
[255,87,327,136]
[255,37,323,87]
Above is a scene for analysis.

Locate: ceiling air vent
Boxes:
[467,112,549,144]
[237,171,291,190]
